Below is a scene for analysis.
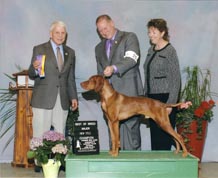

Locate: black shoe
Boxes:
[34,166,41,172]
[60,165,65,172]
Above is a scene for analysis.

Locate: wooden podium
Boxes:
[10,70,34,168]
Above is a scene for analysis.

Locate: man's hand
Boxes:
[179,101,192,109]
[33,60,41,70]
[104,66,114,77]
[167,107,172,115]
[71,99,78,111]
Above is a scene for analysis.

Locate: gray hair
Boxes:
[49,21,67,32]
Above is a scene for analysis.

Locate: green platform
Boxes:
[65,151,198,178]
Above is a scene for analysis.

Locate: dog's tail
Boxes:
[165,101,192,109]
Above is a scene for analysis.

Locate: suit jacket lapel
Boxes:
[109,30,123,62]
[101,39,110,65]
[45,41,58,67]
[62,46,69,71]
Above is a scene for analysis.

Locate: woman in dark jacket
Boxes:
[143,19,181,150]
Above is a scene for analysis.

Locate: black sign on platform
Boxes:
[73,120,99,155]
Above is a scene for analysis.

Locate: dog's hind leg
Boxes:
[173,138,180,154]
[161,123,188,157]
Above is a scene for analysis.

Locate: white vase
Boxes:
[42,159,61,178]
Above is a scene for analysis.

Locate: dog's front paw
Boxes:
[173,150,179,154]
[111,152,118,157]
[108,150,113,155]
[108,150,118,157]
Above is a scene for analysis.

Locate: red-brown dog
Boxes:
[81,75,190,157]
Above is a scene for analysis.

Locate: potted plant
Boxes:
[0,74,17,151]
[27,130,70,177]
[176,66,216,161]
[65,108,79,153]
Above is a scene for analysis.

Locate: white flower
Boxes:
[52,143,68,154]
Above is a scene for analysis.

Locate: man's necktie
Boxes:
[57,47,63,71]
[106,39,113,58]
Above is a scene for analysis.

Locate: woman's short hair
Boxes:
[147,19,169,41]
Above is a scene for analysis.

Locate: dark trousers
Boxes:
[148,93,176,150]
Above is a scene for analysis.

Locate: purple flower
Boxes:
[30,137,43,150]
[28,130,68,164]
[43,130,65,141]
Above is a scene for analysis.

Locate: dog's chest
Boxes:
[101,97,113,114]
[101,100,107,112]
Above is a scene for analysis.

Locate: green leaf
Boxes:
[27,151,35,159]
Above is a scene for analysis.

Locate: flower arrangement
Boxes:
[194,100,215,121]
[176,66,216,139]
[27,130,70,166]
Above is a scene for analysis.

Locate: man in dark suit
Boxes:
[95,15,144,150]
[28,21,78,138]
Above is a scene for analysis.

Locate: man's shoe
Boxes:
[60,165,65,172]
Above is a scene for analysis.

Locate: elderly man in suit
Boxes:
[95,14,144,150]
[28,21,78,138]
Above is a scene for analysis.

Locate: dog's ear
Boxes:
[94,76,104,92]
